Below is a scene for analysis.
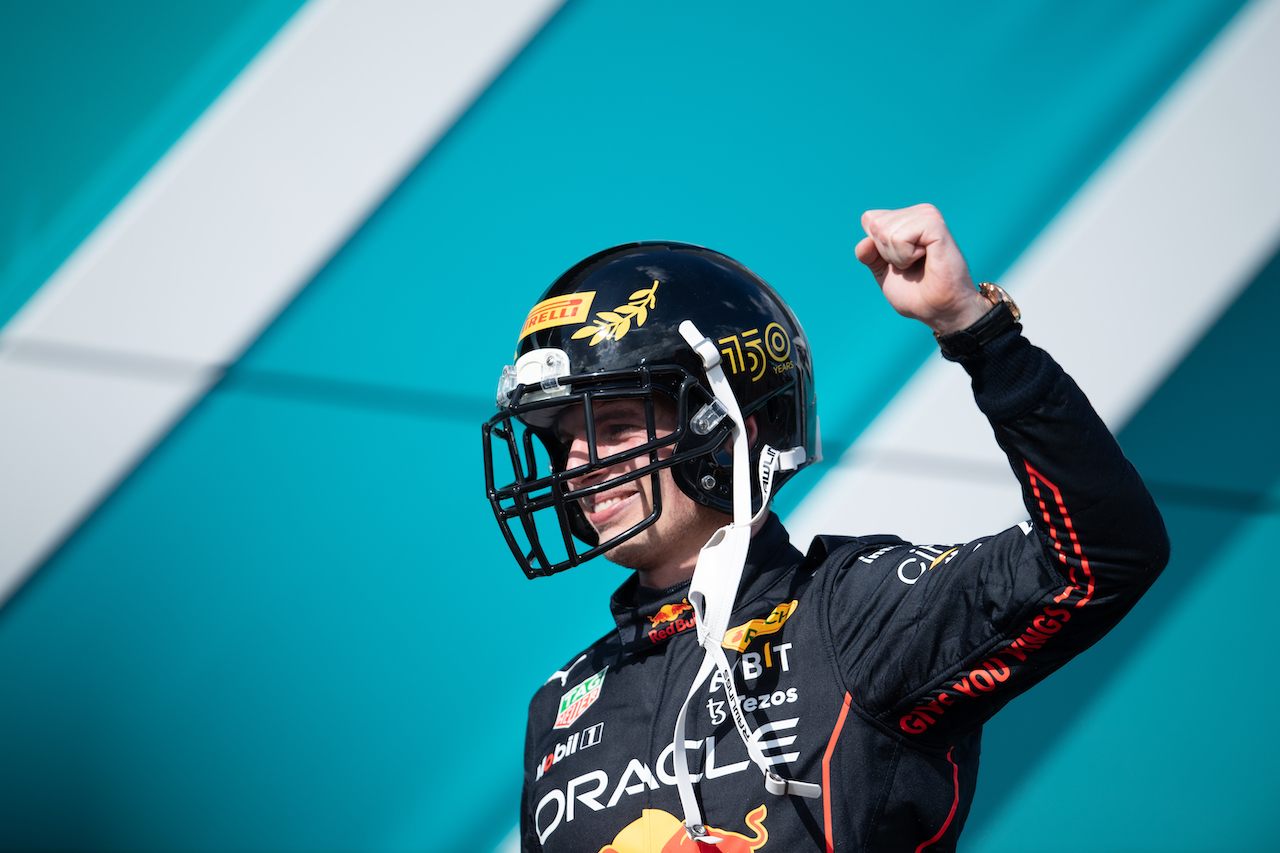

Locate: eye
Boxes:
[598,420,646,446]
[599,423,631,442]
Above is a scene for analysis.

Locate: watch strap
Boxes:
[935,301,1019,360]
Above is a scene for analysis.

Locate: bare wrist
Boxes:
[928,294,992,336]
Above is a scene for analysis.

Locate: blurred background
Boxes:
[1,1,1277,851]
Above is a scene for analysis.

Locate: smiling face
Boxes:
[556,397,729,588]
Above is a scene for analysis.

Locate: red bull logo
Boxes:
[649,601,694,627]
[647,601,696,644]
[597,806,768,852]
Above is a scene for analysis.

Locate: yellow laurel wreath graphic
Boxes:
[571,281,659,346]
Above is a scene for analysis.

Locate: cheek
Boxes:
[657,465,677,492]
[657,468,695,520]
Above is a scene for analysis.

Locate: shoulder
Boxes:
[529,630,619,708]
[802,532,913,581]
[802,531,1024,616]
[806,532,908,559]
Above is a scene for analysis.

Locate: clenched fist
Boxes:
[855,204,991,336]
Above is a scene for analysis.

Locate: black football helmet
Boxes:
[482,242,819,578]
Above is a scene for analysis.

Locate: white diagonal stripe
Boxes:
[786,0,1280,548]
[0,0,565,604]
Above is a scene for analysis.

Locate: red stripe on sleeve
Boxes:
[822,692,852,853]
[914,747,959,853]
[1025,461,1095,606]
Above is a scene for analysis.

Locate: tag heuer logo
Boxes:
[554,667,607,730]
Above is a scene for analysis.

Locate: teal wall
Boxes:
[967,248,1280,850]
[0,0,307,328]
[0,1,1272,850]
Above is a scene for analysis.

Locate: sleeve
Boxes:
[827,326,1169,744]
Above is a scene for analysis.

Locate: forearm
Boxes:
[955,327,1169,594]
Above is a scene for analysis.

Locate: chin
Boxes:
[600,537,654,572]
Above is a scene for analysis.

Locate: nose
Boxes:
[565,433,589,472]
[565,431,603,491]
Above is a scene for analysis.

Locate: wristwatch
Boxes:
[934,282,1021,359]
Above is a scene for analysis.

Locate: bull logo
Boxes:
[598,805,768,852]
[649,600,694,627]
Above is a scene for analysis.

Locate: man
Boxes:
[483,204,1168,851]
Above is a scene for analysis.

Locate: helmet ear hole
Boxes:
[765,394,786,426]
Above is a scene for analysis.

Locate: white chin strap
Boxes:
[672,322,820,844]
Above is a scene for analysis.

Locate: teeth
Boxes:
[591,495,628,513]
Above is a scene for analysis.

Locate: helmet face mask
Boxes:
[483,365,731,578]
[483,241,818,579]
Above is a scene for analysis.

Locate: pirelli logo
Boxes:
[520,292,596,340]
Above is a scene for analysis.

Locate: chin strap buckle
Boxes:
[679,321,722,369]
[684,823,722,844]
[765,769,823,799]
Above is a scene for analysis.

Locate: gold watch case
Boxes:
[978,281,1021,322]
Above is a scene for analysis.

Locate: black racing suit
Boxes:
[520,329,1169,852]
